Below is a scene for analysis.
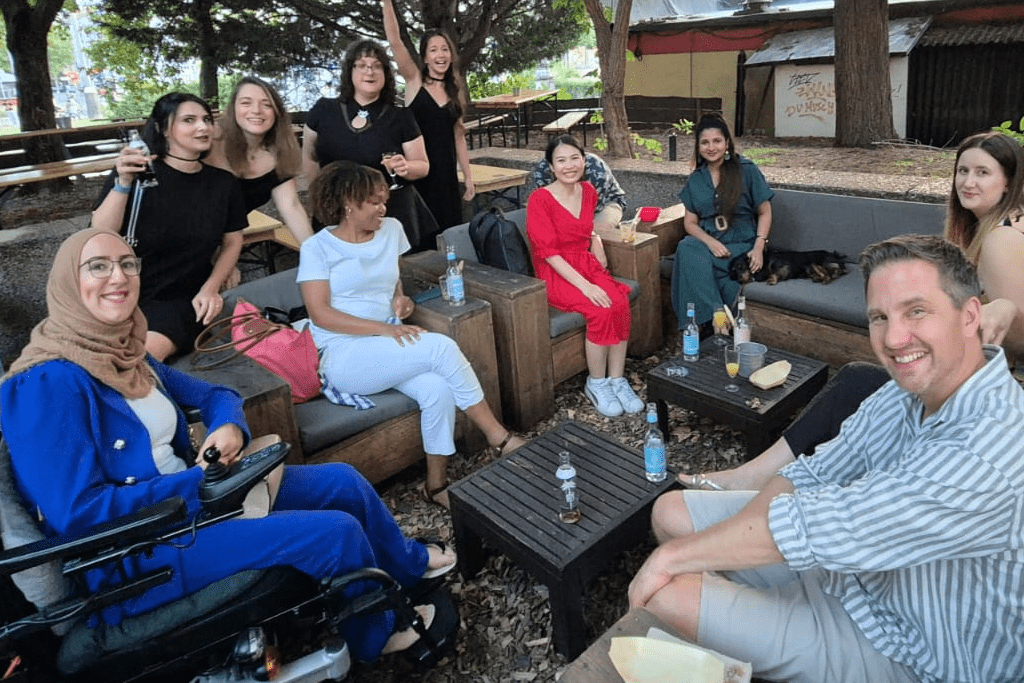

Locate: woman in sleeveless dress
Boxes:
[383,0,474,230]
[208,76,313,245]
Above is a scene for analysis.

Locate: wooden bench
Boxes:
[0,153,117,227]
[542,109,591,144]
[464,113,510,149]
[657,189,945,368]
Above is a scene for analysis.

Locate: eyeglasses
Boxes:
[80,256,143,279]
[353,61,384,73]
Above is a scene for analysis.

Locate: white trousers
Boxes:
[319,331,484,455]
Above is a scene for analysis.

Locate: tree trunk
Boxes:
[834,0,895,147]
[193,0,219,106]
[0,0,66,165]
[582,0,633,159]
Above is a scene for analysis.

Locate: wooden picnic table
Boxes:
[240,210,300,274]
[459,163,530,210]
[0,152,117,193]
[472,88,559,147]
[0,119,144,152]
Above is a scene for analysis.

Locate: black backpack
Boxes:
[467,207,533,276]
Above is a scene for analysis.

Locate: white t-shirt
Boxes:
[296,218,410,348]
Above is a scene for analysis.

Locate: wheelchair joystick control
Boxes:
[198,442,290,516]
[202,446,229,483]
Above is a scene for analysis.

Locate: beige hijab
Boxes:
[4,227,153,398]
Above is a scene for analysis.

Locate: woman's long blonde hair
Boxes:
[220,76,302,179]
[944,131,1024,262]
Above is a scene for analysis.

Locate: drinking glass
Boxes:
[724,345,740,393]
[712,305,729,345]
[381,152,402,190]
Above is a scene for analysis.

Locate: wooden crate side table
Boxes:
[646,338,828,457]
[561,608,673,683]
[449,421,678,658]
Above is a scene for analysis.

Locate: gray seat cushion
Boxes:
[218,269,421,455]
[293,390,419,454]
[658,190,945,328]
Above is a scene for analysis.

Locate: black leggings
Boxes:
[782,362,890,457]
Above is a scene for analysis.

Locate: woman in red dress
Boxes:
[526,135,644,417]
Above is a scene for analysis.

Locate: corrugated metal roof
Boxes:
[919,22,1024,46]
[628,0,939,26]
[744,16,931,65]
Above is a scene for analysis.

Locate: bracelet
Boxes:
[756,235,769,244]
[112,180,132,195]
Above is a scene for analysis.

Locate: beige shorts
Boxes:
[683,490,920,683]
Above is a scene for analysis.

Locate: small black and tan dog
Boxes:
[728,249,847,286]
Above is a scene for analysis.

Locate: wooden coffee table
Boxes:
[646,338,828,457]
[449,421,678,658]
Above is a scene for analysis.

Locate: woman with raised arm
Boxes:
[382,0,474,229]
[208,75,313,245]
[0,227,458,663]
[303,39,438,250]
[92,92,247,361]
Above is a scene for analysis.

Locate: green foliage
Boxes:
[744,147,781,166]
[550,60,599,99]
[673,118,694,135]
[588,111,663,161]
[994,117,1024,146]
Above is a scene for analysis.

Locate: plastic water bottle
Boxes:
[683,303,700,361]
[556,451,581,523]
[734,295,751,345]
[643,403,667,482]
[445,245,465,306]
[127,129,158,188]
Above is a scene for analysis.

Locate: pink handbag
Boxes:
[192,298,321,404]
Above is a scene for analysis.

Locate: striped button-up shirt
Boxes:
[770,347,1024,683]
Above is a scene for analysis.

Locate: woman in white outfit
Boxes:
[297,161,524,509]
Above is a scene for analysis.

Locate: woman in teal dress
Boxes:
[672,114,773,331]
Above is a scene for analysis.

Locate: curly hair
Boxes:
[309,161,389,226]
[220,76,301,178]
[338,40,397,106]
[141,92,213,160]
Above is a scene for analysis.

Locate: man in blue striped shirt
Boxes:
[629,234,1024,683]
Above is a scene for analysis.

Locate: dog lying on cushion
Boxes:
[729,249,847,285]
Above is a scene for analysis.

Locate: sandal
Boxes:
[420,539,458,580]
[494,431,525,457]
[421,482,451,511]
[678,472,725,491]
[400,585,460,667]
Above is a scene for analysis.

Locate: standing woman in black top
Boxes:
[302,39,438,250]
[93,92,247,361]
[208,76,313,245]
[382,0,474,230]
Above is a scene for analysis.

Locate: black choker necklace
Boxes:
[165,152,202,162]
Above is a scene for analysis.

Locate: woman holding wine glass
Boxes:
[93,92,247,361]
[303,39,439,251]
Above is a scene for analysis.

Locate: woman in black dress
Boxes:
[93,92,247,361]
[382,0,474,230]
[208,75,313,245]
[302,39,438,250]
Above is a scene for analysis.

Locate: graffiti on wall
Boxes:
[784,71,834,123]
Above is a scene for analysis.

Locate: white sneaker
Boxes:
[585,376,623,417]
[609,377,645,414]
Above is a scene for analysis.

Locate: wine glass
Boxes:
[712,305,729,346]
[381,152,402,190]
[724,345,740,393]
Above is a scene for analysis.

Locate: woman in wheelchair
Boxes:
[0,227,456,664]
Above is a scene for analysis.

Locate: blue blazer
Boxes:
[0,357,248,538]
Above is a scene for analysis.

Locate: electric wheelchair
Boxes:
[0,438,458,682]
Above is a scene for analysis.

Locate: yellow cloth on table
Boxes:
[609,629,752,683]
